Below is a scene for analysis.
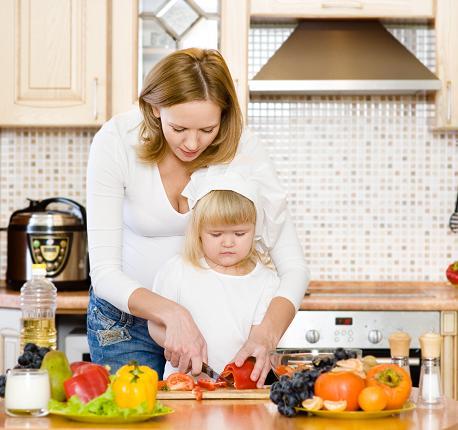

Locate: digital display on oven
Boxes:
[335,317,353,325]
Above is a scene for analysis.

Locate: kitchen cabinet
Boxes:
[250,0,434,19]
[435,0,458,129]
[0,0,108,127]
[0,309,21,374]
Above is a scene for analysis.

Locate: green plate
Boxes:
[50,406,174,423]
[297,401,415,420]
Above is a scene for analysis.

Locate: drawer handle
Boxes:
[321,1,364,9]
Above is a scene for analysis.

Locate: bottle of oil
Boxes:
[20,264,57,350]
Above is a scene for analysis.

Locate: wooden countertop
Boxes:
[1,281,458,314]
[1,395,458,430]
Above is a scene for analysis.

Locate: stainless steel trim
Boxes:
[249,79,442,95]
[374,357,420,366]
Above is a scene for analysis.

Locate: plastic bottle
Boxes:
[20,264,57,350]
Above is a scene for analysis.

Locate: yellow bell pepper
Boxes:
[112,361,158,412]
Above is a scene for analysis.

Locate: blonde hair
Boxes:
[184,190,259,268]
[138,48,243,172]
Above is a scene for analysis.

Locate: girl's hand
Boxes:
[163,307,208,375]
[233,324,277,388]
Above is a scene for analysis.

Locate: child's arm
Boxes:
[147,320,166,347]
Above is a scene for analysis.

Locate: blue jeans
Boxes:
[86,287,166,378]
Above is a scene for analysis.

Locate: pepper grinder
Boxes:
[388,331,411,378]
[417,333,445,409]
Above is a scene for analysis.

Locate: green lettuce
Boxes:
[49,385,170,417]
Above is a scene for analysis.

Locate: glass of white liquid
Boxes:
[5,369,50,417]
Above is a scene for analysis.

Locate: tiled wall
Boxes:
[1,23,457,282]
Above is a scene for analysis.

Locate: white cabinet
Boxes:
[250,0,434,19]
[0,309,21,374]
[0,0,108,126]
[435,0,458,129]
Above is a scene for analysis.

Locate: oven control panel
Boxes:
[278,310,440,349]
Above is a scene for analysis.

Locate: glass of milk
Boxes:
[5,369,50,417]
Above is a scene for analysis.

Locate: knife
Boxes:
[201,362,234,387]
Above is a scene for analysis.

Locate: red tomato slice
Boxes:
[166,372,195,391]
[197,378,227,391]
[158,380,168,391]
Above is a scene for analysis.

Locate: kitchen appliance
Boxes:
[278,310,441,387]
[6,197,89,290]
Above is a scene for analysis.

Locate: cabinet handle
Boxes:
[446,81,452,124]
[92,77,98,121]
[321,1,363,9]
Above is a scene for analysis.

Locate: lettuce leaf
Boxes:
[49,386,170,417]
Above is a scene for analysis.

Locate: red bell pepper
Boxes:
[70,361,110,379]
[219,357,257,389]
[197,378,227,391]
[446,261,458,285]
[64,364,110,403]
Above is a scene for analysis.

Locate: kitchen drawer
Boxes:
[250,0,434,19]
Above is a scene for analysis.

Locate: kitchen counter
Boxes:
[1,395,458,430]
[1,280,458,314]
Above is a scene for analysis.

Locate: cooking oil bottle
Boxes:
[20,264,57,350]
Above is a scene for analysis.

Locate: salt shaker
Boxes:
[388,331,411,378]
[417,333,445,409]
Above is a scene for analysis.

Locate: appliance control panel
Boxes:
[278,311,440,349]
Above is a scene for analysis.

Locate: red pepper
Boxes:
[219,357,257,389]
[64,365,110,403]
[197,378,227,391]
[70,361,110,378]
[446,261,458,285]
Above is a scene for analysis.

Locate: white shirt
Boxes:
[153,256,279,376]
[86,108,309,313]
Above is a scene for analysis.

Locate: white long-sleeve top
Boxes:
[86,108,310,314]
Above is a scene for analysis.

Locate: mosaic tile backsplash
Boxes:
[0,24,458,282]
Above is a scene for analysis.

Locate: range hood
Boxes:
[249,20,441,95]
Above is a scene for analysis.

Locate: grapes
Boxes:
[270,349,357,417]
[0,343,51,398]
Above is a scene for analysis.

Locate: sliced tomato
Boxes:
[158,380,168,391]
[166,372,195,391]
[197,378,227,391]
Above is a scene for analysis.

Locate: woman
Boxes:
[86,48,309,386]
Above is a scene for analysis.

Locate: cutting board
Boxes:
[157,388,270,400]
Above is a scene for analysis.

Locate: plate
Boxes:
[297,401,415,420]
[49,406,174,423]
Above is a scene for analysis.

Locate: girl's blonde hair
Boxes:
[138,48,243,172]
[184,190,259,268]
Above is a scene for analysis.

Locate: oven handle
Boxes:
[372,357,420,366]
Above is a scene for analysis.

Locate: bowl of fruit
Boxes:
[269,347,362,379]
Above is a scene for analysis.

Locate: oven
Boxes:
[278,310,441,387]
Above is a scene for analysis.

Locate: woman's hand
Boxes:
[163,306,208,375]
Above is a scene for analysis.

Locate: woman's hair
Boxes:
[184,190,259,268]
[138,48,243,172]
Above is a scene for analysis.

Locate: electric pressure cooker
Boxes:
[6,197,90,290]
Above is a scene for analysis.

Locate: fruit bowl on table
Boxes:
[269,348,363,379]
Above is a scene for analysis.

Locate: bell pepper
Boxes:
[219,357,257,389]
[70,361,110,378]
[446,261,458,285]
[112,361,158,412]
[63,365,110,403]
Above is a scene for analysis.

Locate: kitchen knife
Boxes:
[201,362,234,387]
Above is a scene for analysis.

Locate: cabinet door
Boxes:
[435,0,458,129]
[0,0,108,126]
[250,0,434,19]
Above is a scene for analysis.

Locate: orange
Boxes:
[302,396,324,411]
[323,400,347,411]
[358,386,388,412]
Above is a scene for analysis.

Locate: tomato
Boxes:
[166,372,195,391]
[366,364,412,410]
[275,365,295,377]
[220,357,257,389]
[158,380,168,391]
[358,386,388,412]
[446,261,458,285]
[197,378,227,390]
[112,362,158,412]
[314,371,366,411]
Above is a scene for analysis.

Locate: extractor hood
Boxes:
[249,20,441,95]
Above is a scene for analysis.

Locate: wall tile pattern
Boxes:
[0,24,457,282]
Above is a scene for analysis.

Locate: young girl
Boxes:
[148,176,279,377]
